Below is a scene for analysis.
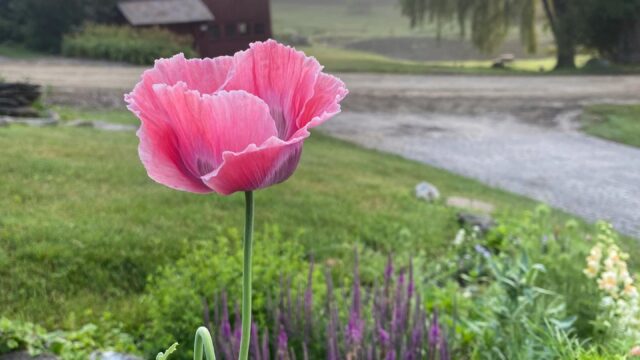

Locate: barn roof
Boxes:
[118,0,214,26]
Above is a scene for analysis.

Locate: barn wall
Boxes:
[197,0,272,57]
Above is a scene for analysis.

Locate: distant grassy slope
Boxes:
[272,2,457,39]
[581,104,640,148]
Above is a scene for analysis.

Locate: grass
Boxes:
[53,105,138,125]
[581,104,640,148]
[302,45,597,74]
[0,109,566,327]
[272,2,459,40]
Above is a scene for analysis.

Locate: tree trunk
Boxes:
[555,32,576,69]
[541,0,576,70]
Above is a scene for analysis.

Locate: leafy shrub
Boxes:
[0,315,137,359]
[143,226,324,359]
[426,208,637,358]
[62,24,196,65]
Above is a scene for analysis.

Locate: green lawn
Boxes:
[1,108,637,330]
[581,104,640,148]
[0,114,551,326]
[53,105,138,125]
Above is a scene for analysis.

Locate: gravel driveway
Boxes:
[2,58,640,236]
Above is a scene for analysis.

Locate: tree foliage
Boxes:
[399,0,537,54]
[0,0,122,53]
[579,0,640,63]
[399,0,640,67]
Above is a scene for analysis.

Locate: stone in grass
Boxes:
[457,212,496,233]
[446,196,495,214]
[8,117,58,127]
[65,119,94,127]
[92,121,137,132]
[415,181,440,202]
[0,351,57,360]
[66,120,137,132]
[89,351,143,360]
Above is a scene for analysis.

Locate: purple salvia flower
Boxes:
[277,326,288,360]
[251,322,261,360]
[385,254,394,284]
[233,302,242,358]
[304,259,314,342]
[202,297,211,332]
[406,295,424,360]
[346,311,365,345]
[352,250,362,316]
[346,250,364,347]
[220,293,232,339]
[385,349,396,360]
[407,258,414,301]
[325,268,339,360]
[262,327,270,360]
[392,270,407,339]
[285,276,293,333]
[428,309,441,360]
[439,329,450,360]
[218,293,233,360]
[212,293,220,330]
[378,327,390,345]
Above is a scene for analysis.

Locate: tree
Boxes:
[0,0,122,53]
[399,0,580,69]
[1,0,84,52]
[580,0,640,64]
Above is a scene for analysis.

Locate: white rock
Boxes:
[415,181,440,201]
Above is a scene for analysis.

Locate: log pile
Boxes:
[0,83,42,117]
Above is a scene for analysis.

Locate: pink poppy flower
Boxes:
[125,40,348,195]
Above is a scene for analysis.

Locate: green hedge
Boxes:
[62,24,197,65]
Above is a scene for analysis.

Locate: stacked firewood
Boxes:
[0,83,42,117]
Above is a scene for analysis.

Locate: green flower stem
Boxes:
[239,190,254,360]
[193,191,254,360]
[194,327,216,360]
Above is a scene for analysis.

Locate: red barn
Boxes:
[117,0,272,57]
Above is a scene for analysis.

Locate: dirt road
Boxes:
[2,58,640,236]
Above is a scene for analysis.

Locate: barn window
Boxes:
[238,22,249,35]
[208,25,220,39]
[225,23,237,37]
[254,23,266,35]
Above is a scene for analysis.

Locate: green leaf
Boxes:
[7,339,19,349]
[156,342,179,360]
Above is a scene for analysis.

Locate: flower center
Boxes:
[196,158,215,177]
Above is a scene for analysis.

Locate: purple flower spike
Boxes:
[304,258,314,342]
[378,327,390,345]
[407,258,415,300]
[277,325,288,359]
[385,349,396,360]
[251,322,262,360]
[220,293,232,339]
[346,249,365,347]
[261,327,270,360]
[385,254,394,283]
